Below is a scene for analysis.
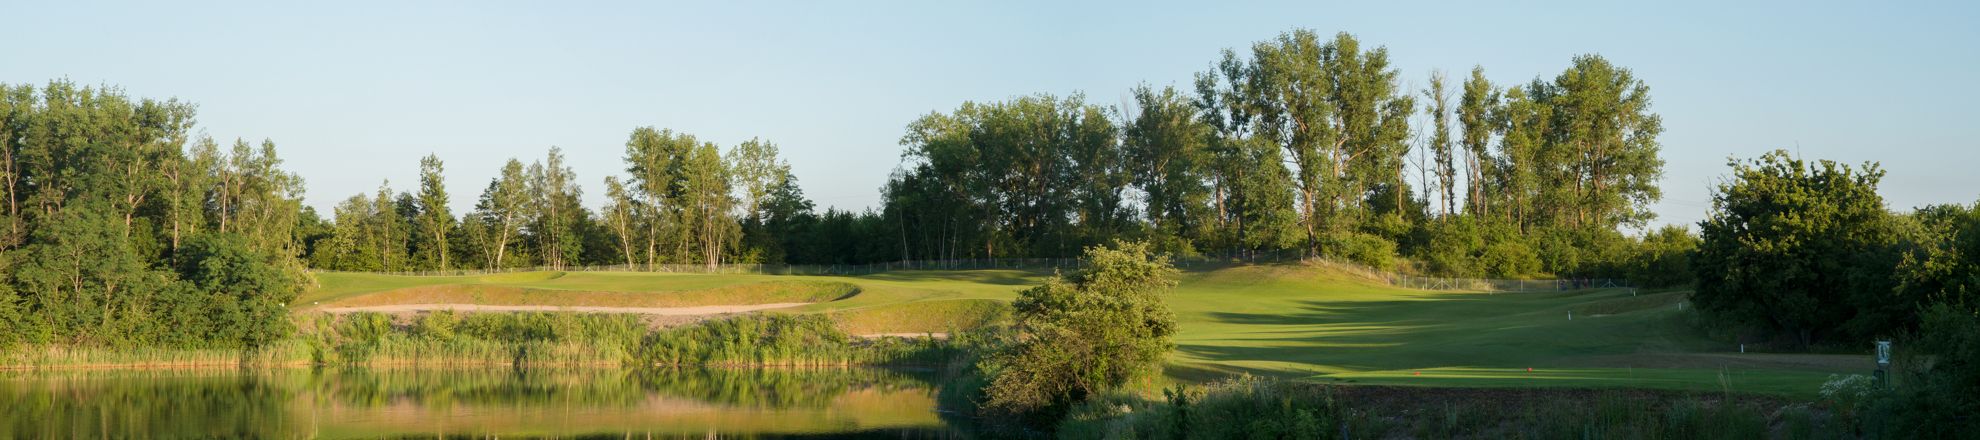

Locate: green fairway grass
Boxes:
[305,263,1868,398]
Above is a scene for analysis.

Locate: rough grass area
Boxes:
[313,280,859,309]
[1062,377,1831,439]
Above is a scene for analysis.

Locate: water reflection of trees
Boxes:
[630,367,938,409]
[0,367,957,438]
[317,367,647,408]
[0,370,302,438]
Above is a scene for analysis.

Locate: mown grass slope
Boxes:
[1164,264,1864,398]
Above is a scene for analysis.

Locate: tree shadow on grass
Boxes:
[1177,294,1636,377]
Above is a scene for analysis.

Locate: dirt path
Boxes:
[317,303,810,315]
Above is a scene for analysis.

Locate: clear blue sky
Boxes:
[5,0,1976,230]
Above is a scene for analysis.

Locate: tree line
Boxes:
[303,127,891,272]
[305,29,1681,281]
[881,29,1669,280]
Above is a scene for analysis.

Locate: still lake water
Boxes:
[0,367,967,439]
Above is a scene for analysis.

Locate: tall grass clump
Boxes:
[636,314,957,367]
[1056,378,1821,439]
[1058,375,1339,440]
[300,311,645,367]
[0,339,313,369]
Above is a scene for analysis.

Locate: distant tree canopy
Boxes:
[0,81,307,349]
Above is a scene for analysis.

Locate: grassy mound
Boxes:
[830,299,1009,335]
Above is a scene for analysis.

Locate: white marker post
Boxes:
[1875,340,1892,388]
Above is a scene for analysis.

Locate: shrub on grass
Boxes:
[1326,232,1397,270]
[977,240,1179,429]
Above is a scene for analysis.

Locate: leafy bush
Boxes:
[1419,218,1485,276]
[413,311,458,340]
[175,233,307,349]
[1326,232,1397,270]
[978,241,1178,428]
[1479,239,1541,278]
[1625,225,1698,288]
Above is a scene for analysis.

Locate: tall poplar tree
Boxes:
[1425,70,1456,217]
[527,147,582,270]
[1458,66,1498,218]
[414,154,453,270]
[1124,84,1213,246]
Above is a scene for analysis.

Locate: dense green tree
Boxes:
[0,81,311,347]
[1124,84,1213,252]
[1193,59,1301,256]
[756,176,818,264]
[1542,55,1665,230]
[309,194,379,271]
[527,147,583,270]
[1693,151,1896,346]
[1194,30,1414,257]
[174,232,302,349]
[12,202,160,345]
[1893,203,1980,313]
[980,241,1178,424]
[1490,84,1548,231]
[893,95,1120,259]
[623,127,694,268]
